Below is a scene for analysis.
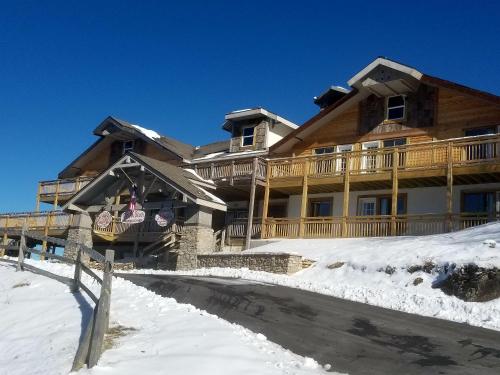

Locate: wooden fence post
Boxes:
[72,244,82,293]
[88,249,114,368]
[17,222,27,272]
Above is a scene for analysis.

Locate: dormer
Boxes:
[222,108,298,153]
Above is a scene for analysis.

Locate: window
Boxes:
[383,138,406,167]
[362,141,381,172]
[122,140,135,154]
[462,192,496,214]
[386,95,406,121]
[241,126,255,146]
[383,138,406,148]
[314,146,335,155]
[309,199,332,217]
[465,127,497,137]
[336,144,353,173]
[357,194,407,216]
[464,127,498,160]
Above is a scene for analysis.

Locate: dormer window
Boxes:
[122,140,135,154]
[386,95,406,121]
[241,126,255,146]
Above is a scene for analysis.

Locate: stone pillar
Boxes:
[65,212,93,261]
[174,205,214,270]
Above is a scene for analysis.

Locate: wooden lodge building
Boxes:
[1,57,500,270]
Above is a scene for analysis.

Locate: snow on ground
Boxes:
[131,223,500,332]
[0,260,334,375]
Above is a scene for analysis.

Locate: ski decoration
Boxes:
[95,210,113,229]
[155,207,174,227]
[120,184,145,224]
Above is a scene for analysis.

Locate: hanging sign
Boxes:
[121,209,145,224]
[95,210,113,229]
[155,208,174,227]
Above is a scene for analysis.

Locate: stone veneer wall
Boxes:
[175,225,214,270]
[197,253,303,275]
[65,213,93,262]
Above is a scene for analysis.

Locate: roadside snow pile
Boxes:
[0,260,333,375]
[142,223,500,331]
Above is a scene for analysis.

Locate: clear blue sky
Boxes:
[1,0,499,212]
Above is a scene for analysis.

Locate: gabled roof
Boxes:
[94,116,195,160]
[63,152,226,212]
[270,57,500,155]
[222,107,298,132]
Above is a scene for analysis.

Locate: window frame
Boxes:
[122,140,135,155]
[241,126,255,147]
[356,193,407,216]
[461,190,499,215]
[386,95,406,121]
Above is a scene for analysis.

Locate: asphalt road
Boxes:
[117,273,500,375]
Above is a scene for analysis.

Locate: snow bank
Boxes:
[133,223,500,332]
[0,260,334,375]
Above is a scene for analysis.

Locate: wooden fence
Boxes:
[0,223,114,370]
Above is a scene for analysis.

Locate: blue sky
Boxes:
[1,0,499,212]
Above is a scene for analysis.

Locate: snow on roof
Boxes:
[197,186,226,205]
[192,151,227,161]
[131,124,162,140]
[183,168,215,185]
[228,108,253,114]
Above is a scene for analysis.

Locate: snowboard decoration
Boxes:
[95,210,113,229]
[155,207,174,227]
[121,185,145,224]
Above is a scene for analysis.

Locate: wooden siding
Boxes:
[287,85,500,157]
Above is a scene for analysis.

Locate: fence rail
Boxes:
[0,223,114,370]
[262,213,500,238]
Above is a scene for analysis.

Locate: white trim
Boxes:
[386,95,406,121]
[348,58,423,87]
[241,125,255,147]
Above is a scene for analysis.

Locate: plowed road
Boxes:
[117,273,500,375]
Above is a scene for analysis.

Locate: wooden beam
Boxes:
[35,182,42,212]
[245,158,258,250]
[446,142,454,232]
[391,148,399,236]
[53,181,60,210]
[299,159,310,237]
[261,163,272,238]
[342,154,351,237]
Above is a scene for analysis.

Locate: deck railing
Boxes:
[268,134,500,179]
[192,158,267,181]
[93,215,184,239]
[262,213,499,239]
[36,176,94,209]
[0,211,73,232]
[226,217,262,238]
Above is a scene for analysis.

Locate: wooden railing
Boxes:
[226,218,262,238]
[0,211,73,232]
[192,158,267,181]
[262,213,499,239]
[0,224,114,370]
[268,134,500,179]
[93,216,184,240]
[36,176,94,209]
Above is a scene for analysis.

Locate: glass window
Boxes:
[241,127,255,146]
[314,146,335,155]
[309,200,332,217]
[465,127,496,137]
[387,95,406,120]
[383,138,406,148]
[463,192,496,213]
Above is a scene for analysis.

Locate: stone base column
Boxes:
[65,213,93,262]
[174,225,214,271]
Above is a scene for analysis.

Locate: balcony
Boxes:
[36,176,94,209]
[0,211,74,237]
[268,135,500,186]
[191,158,267,184]
[262,213,499,239]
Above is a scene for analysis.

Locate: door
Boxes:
[336,144,353,173]
[362,141,380,172]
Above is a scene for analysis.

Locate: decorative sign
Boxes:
[155,208,174,227]
[95,211,113,229]
[120,209,145,224]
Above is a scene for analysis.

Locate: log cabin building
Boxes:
[1,57,499,269]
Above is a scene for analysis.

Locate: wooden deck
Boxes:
[192,158,267,184]
[36,176,94,210]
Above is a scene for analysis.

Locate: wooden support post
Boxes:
[1,217,8,257]
[230,160,235,186]
[221,228,226,249]
[17,222,27,272]
[341,155,351,237]
[299,159,310,237]
[210,162,215,180]
[41,212,51,261]
[72,244,82,293]
[261,163,271,238]
[391,148,399,236]
[245,158,258,250]
[88,249,114,368]
[53,181,61,209]
[446,142,454,232]
[35,182,42,212]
